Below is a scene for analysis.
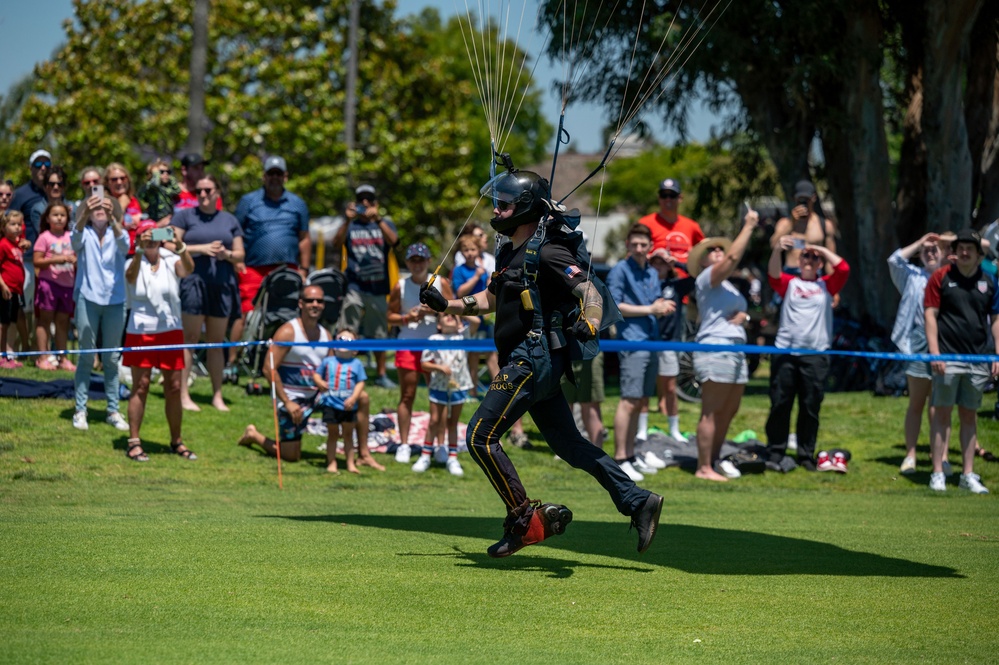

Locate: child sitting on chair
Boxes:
[417,312,475,476]
[313,329,366,474]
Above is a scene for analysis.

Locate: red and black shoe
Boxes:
[487,501,573,558]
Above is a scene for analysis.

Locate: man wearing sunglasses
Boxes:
[237,285,331,462]
[638,178,704,279]
[9,149,53,220]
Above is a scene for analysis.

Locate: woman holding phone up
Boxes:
[169,175,245,412]
[121,220,196,461]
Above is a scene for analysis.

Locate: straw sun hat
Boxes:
[687,237,733,277]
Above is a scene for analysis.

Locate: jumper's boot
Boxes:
[487,501,573,558]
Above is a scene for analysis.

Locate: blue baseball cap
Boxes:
[406,243,431,260]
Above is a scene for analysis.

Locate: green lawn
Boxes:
[1,362,997,664]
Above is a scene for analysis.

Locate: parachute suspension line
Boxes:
[455,0,498,148]
[557,136,616,206]
[426,193,489,292]
[614,0,651,134]
[614,5,683,133]
[496,4,551,153]
[616,0,733,139]
[582,162,610,287]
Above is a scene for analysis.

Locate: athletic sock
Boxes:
[448,444,458,458]
[423,442,434,456]
[668,415,681,432]
[637,412,649,441]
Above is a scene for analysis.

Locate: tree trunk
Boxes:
[185,0,209,154]
[736,79,814,202]
[819,6,896,327]
[922,0,984,231]
[965,5,999,225]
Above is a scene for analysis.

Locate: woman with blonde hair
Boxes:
[104,162,143,254]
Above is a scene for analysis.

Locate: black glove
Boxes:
[420,282,448,312]
[569,320,597,342]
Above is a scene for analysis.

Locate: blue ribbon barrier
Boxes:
[7,338,999,365]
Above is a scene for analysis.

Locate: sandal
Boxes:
[976,447,997,462]
[170,441,198,461]
[126,438,149,462]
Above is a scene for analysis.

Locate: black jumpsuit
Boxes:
[464,235,651,518]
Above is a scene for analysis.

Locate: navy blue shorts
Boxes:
[180,273,238,320]
[0,293,24,325]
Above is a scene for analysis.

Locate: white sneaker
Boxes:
[899,456,916,474]
[643,451,667,469]
[432,445,449,464]
[669,429,689,443]
[106,412,129,431]
[632,455,658,475]
[395,443,411,463]
[412,454,431,473]
[72,410,88,431]
[929,472,946,492]
[942,461,954,477]
[959,473,989,494]
[446,457,464,477]
[717,459,742,479]
[618,459,644,482]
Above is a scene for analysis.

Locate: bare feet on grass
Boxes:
[695,467,729,482]
[238,425,258,447]
[358,455,385,471]
[212,395,230,412]
[326,462,339,474]
[346,463,361,474]
[181,400,201,412]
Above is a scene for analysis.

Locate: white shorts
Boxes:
[693,350,748,385]
[657,350,679,377]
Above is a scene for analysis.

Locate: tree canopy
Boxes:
[540,0,998,325]
[0,0,551,252]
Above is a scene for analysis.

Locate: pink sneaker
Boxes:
[0,358,20,369]
[36,358,57,371]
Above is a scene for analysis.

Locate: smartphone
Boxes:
[355,204,366,215]
[91,184,104,199]
[151,227,174,242]
[791,238,807,250]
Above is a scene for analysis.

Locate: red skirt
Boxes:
[122,330,186,370]
[395,349,424,372]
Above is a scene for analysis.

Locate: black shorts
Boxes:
[180,273,238,320]
[322,406,358,424]
[0,293,24,325]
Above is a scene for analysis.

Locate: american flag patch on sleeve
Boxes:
[564,265,583,279]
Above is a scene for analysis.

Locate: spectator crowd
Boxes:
[1,151,996,493]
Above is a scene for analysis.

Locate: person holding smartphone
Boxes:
[170,174,244,412]
[769,180,837,275]
[121,220,196,462]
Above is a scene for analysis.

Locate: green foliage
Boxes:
[597,136,780,236]
[0,0,550,254]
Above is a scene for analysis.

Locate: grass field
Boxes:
[2,361,998,664]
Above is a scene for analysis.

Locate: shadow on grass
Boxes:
[263,514,961,578]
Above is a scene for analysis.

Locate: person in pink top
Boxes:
[32,202,77,371]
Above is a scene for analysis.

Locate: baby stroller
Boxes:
[238,266,304,394]
[306,268,348,331]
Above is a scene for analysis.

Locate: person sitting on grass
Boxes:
[237,285,331,462]
[313,329,367,474]
[417,312,474,477]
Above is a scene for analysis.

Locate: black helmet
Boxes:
[480,170,552,236]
